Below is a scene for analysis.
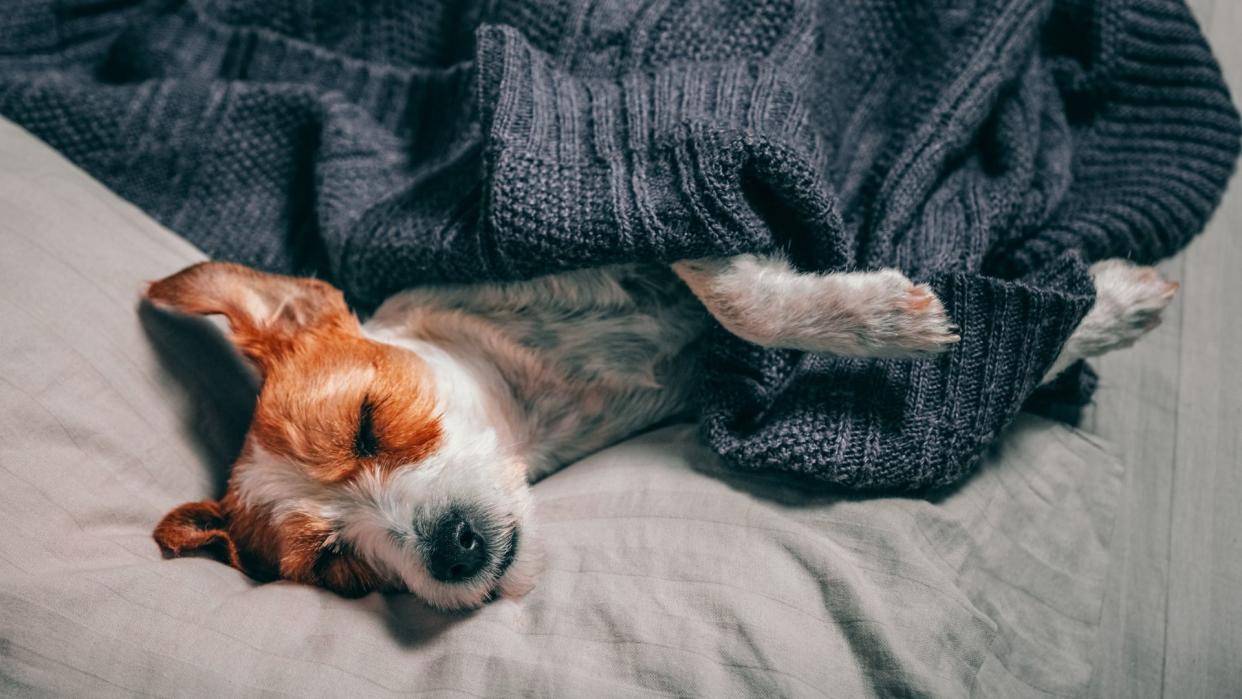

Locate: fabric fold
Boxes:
[995,0,1242,276]
[702,259,1095,489]
[0,0,1237,489]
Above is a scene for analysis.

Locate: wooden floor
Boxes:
[1085,2,1242,696]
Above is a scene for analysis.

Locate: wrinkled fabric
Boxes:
[1,0,1237,489]
[0,115,1123,693]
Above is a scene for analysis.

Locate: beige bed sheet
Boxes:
[0,117,1120,697]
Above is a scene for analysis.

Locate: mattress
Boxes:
[0,117,1121,697]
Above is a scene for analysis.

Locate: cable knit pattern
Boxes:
[1,0,1237,490]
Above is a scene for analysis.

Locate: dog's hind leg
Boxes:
[672,254,959,358]
[673,254,1176,383]
[1041,259,1179,385]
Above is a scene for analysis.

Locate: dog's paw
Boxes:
[1074,259,1178,356]
[843,270,960,358]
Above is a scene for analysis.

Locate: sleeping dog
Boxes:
[147,255,1175,609]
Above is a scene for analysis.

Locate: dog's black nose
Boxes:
[425,512,488,582]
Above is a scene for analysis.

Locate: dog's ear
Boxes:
[144,262,357,367]
[154,500,382,596]
[153,500,247,571]
[278,512,383,598]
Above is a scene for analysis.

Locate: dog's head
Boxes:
[147,262,536,610]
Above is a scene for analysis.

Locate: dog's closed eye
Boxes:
[354,399,380,458]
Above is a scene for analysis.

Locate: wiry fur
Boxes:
[1041,259,1179,383]
[365,264,706,478]
[147,254,1175,610]
[673,255,959,357]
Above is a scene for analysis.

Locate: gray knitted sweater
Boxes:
[2,0,1238,490]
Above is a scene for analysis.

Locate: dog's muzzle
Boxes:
[421,509,519,584]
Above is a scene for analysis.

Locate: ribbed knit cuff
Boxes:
[1003,0,1241,276]
[470,24,848,279]
[701,257,1095,491]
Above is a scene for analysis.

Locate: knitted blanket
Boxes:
[2,0,1237,490]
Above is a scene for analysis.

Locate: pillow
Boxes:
[0,117,1120,696]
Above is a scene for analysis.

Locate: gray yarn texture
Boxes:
[2,0,1238,490]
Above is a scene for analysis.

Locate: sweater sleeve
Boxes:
[457,24,846,278]
[996,0,1241,276]
[337,21,859,303]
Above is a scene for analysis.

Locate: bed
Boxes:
[0,111,1121,697]
[1,19,1239,686]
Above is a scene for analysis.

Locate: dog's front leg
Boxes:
[672,254,959,358]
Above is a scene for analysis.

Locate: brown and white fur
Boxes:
[148,254,1176,610]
